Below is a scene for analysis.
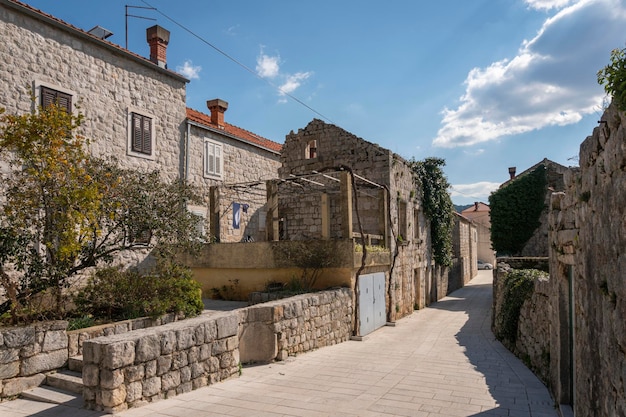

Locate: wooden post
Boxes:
[321,193,330,239]
[380,187,389,248]
[209,186,220,242]
[266,180,279,241]
[340,171,353,239]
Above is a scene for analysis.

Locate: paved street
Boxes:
[0,270,558,417]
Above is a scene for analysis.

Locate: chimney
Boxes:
[508,166,516,180]
[146,25,170,68]
[207,99,229,128]
[474,202,479,211]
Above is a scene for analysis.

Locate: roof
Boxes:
[500,158,569,188]
[461,202,490,214]
[1,0,188,83]
[186,108,283,154]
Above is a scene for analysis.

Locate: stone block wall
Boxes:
[82,287,352,412]
[82,314,241,412]
[67,313,184,357]
[492,263,551,384]
[0,321,68,400]
[548,102,626,416]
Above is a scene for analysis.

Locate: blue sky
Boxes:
[22,0,626,205]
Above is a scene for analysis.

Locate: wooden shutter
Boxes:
[40,86,72,112]
[131,113,152,155]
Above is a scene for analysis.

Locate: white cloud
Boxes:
[256,52,280,78]
[279,72,312,95]
[525,0,574,10]
[256,48,313,101]
[176,60,201,80]
[450,182,501,199]
[433,0,626,148]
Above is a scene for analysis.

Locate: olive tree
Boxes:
[0,105,203,322]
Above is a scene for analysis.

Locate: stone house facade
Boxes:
[461,202,495,265]
[0,0,282,256]
[185,103,282,243]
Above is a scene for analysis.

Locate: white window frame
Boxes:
[127,106,156,160]
[204,139,223,179]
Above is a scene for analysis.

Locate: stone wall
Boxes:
[82,288,353,413]
[279,120,434,321]
[0,321,68,400]
[492,263,551,384]
[548,102,626,416]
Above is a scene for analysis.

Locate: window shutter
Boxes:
[40,86,72,112]
[132,114,143,153]
[207,142,215,175]
[142,116,152,154]
[215,145,222,175]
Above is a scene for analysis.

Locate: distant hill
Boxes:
[454,204,473,213]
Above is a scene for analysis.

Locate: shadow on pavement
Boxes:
[429,274,557,417]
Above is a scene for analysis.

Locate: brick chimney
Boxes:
[207,99,228,128]
[146,25,170,69]
[508,166,516,180]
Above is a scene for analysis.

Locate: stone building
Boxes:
[185,102,282,243]
[0,0,282,256]
[497,158,568,257]
[461,202,495,265]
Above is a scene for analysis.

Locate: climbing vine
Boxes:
[495,269,546,345]
[489,165,547,256]
[410,157,454,267]
[597,46,626,110]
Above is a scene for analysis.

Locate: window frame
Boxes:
[203,138,224,179]
[127,107,156,160]
[34,80,75,114]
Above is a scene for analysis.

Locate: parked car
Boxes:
[477,260,493,270]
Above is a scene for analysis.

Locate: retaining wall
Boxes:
[82,287,353,412]
[0,321,68,400]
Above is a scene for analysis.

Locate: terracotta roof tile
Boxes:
[186,108,283,154]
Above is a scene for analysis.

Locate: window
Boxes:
[305,140,317,159]
[131,113,152,155]
[127,108,156,160]
[204,140,223,179]
[414,209,420,240]
[40,86,72,113]
[398,200,407,242]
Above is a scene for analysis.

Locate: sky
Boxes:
[21,0,626,205]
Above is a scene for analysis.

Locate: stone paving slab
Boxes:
[0,270,559,417]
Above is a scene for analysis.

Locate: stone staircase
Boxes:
[21,355,84,405]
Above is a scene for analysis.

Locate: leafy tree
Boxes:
[597,46,626,110]
[488,166,546,255]
[0,105,203,323]
[410,157,454,267]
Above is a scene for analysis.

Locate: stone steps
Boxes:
[68,355,83,372]
[21,385,82,405]
[46,369,83,395]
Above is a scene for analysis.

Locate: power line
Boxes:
[140,0,336,125]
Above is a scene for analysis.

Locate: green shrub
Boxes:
[496,269,546,345]
[75,262,203,321]
[598,47,626,110]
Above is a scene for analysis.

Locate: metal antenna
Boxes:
[125,5,156,50]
